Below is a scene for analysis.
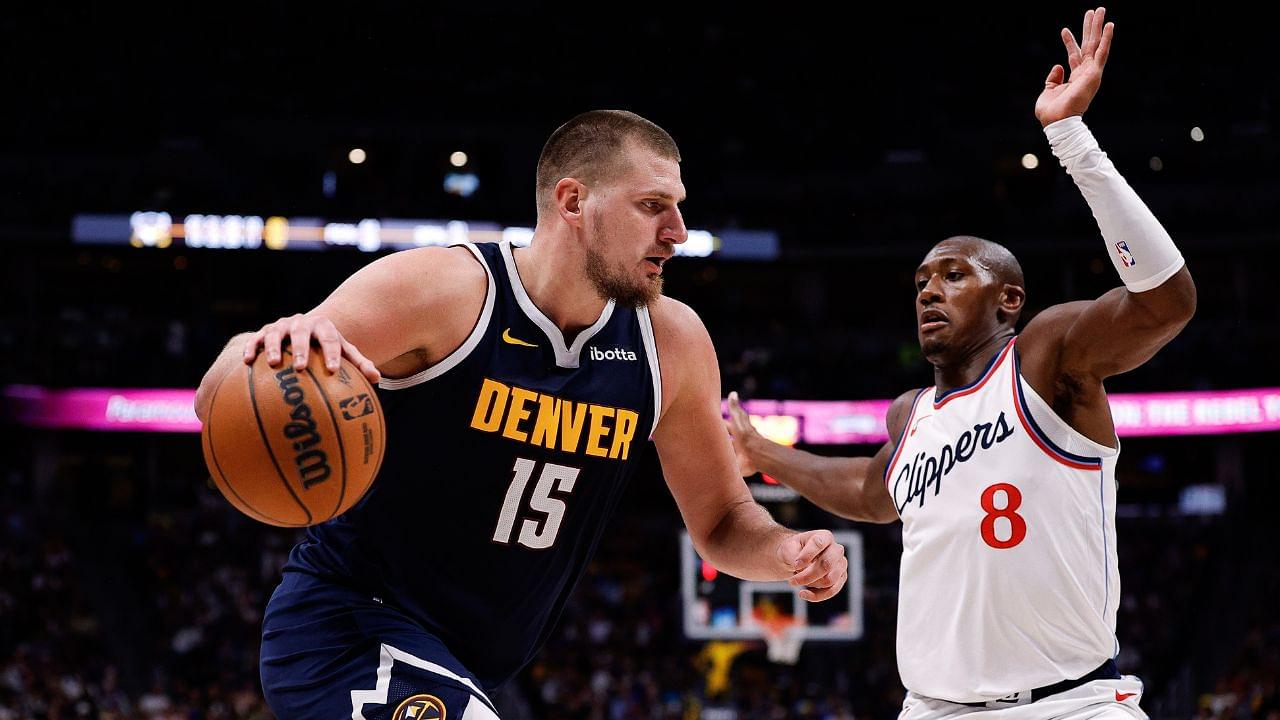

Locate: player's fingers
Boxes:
[1061,29,1081,70]
[288,320,312,371]
[1044,64,1064,89]
[341,339,382,384]
[313,324,344,374]
[800,567,849,602]
[1081,9,1097,56]
[726,391,748,424]
[242,330,265,364]
[790,541,844,587]
[793,530,833,568]
[1093,8,1107,55]
[1096,22,1114,67]
[262,328,285,366]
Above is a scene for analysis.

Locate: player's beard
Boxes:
[584,225,663,308]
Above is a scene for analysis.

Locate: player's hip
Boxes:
[898,671,1146,720]
[261,573,497,719]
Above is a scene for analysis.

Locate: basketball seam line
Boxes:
[308,369,349,519]
[249,362,314,525]
[205,367,296,527]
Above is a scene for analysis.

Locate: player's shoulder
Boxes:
[886,387,927,440]
[1018,301,1092,352]
[646,295,712,353]
[365,245,488,311]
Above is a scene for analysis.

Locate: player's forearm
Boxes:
[1046,117,1195,317]
[194,332,253,421]
[698,499,793,582]
[746,437,876,521]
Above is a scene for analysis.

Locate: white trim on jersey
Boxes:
[636,305,662,439]
[349,643,498,720]
[378,243,496,391]
[499,240,615,369]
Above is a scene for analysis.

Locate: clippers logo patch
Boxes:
[1115,241,1136,268]
[393,694,446,720]
[340,393,375,420]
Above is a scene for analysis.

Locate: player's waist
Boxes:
[948,659,1119,708]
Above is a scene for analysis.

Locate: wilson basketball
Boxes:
[200,348,386,527]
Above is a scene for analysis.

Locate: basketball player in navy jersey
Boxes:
[727,9,1195,719]
[195,110,849,719]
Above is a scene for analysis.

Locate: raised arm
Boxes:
[724,390,916,524]
[1022,8,1196,394]
[195,246,486,420]
[650,298,848,601]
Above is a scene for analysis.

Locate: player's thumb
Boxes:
[1044,64,1065,88]
[776,533,804,569]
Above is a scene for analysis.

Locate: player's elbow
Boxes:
[1133,266,1197,331]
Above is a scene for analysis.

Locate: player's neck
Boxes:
[512,237,610,337]
[931,330,1015,395]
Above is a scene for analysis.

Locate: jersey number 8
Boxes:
[980,483,1027,549]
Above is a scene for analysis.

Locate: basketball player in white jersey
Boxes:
[726,8,1195,719]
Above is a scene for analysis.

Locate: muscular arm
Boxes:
[195,246,485,420]
[728,390,916,524]
[1019,9,1197,439]
[650,298,846,598]
[1022,268,1195,383]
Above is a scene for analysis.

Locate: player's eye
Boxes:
[642,201,662,211]
[947,271,964,281]
[916,279,928,290]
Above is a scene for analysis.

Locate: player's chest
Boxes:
[889,402,1027,522]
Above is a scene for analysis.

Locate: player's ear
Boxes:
[555,178,586,227]
[998,284,1026,324]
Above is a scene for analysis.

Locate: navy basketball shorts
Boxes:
[260,572,501,720]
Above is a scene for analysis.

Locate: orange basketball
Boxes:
[201,348,386,527]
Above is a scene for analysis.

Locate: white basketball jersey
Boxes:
[887,337,1121,703]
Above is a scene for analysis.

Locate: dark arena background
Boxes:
[2,5,1277,719]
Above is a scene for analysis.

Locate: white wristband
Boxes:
[1045,116,1185,293]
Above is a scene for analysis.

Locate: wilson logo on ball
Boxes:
[275,367,333,489]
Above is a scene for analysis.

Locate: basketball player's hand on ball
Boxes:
[725,391,761,477]
[778,530,848,602]
[1035,7,1114,127]
[243,314,381,384]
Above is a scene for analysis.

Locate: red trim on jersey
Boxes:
[883,389,927,488]
[932,338,1016,409]
[1009,343,1104,470]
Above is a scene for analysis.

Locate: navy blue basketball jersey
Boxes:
[284,241,661,689]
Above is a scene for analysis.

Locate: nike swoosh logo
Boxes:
[1115,691,1137,702]
[502,328,538,348]
[909,415,933,436]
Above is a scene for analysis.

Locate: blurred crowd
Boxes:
[1,445,1269,720]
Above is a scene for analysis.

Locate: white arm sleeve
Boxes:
[1045,116,1185,293]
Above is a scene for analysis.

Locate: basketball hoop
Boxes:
[762,618,804,665]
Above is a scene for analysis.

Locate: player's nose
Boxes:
[660,208,687,245]
[918,275,945,305]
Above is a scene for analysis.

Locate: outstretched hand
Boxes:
[725,391,762,477]
[1035,7,1115,128]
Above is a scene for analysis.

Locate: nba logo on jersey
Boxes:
[1115,241,1136,267]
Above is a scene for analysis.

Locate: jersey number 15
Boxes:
[492,458,581,550]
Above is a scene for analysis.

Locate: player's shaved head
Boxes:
[536,110,681,218]
[928,235,1025,290]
